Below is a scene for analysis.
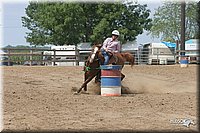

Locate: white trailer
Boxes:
[51,45,76,66]
[142,42,175,65]
[43,45,77,66]
[185,39,199,63]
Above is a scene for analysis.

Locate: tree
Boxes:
[22,2,85,45]
[91,3,152,44]
[150,1,198,42]
[81,3,100,42]
[22,2,152,46]
[197,1,200,38]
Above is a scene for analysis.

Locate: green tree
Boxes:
[197,1,200,38]
[81,3,100,42]
[91,3,152,44]
[22,2,152,46]
[22,2,85,45]
[150,1,198,42]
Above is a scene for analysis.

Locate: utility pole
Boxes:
[180,0,186,56]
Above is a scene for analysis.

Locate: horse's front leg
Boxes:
[83,72,88,92]
[75,70,100,94]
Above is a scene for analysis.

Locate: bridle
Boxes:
[84,47,102,72]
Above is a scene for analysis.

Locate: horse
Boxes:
[74,44,135,94]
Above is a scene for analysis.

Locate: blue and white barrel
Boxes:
[100,65,122,96]
[180,56,189,67]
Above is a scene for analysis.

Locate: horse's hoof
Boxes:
[95,78,101,83]
[73,92,80,95]
[81,90,89,94]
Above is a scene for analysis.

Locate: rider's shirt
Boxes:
[102,38,120,53]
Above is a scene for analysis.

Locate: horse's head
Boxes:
[88,44,103,64]
[84,44,104,72]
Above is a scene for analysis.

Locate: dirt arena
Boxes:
[2,64,199,132]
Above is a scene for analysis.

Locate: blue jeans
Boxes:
[101,49,110,65]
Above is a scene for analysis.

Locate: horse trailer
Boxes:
[140,43,176,65]
[184,39,199,64]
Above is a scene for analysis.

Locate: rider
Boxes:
[95,30,121,83]
[101,30,121,65]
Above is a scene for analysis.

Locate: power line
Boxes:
[0,26,27,29]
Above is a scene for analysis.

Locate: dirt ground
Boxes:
[2,64,199,132]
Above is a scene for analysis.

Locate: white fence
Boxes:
[1,47,199,66]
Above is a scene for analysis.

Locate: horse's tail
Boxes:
[121,52,135,67]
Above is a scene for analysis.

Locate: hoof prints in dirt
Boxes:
[121,85,134,94]
[23,80,44,86]
[71,85,135,95]
[71,87,78,92]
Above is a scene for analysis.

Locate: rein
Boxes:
[84,66,101,72]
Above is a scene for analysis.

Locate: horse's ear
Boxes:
[92,45,96,49]
[95,44,102,49]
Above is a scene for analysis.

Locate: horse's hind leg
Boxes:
[121,73,125,81]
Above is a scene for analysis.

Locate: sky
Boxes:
[0,0,163,47]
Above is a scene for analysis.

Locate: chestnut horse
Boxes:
[74,44,134,94]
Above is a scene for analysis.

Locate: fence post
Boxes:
[75,46,80,66]
[137,50,139,65]
[30,49,33,66]
[156,48,159,65]
[8,49,11,66]
[53,49,56,66]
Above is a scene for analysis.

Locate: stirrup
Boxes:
[112,62,117,65]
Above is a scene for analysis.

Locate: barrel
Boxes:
[100,65,122,96]
[180,56,189,67]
